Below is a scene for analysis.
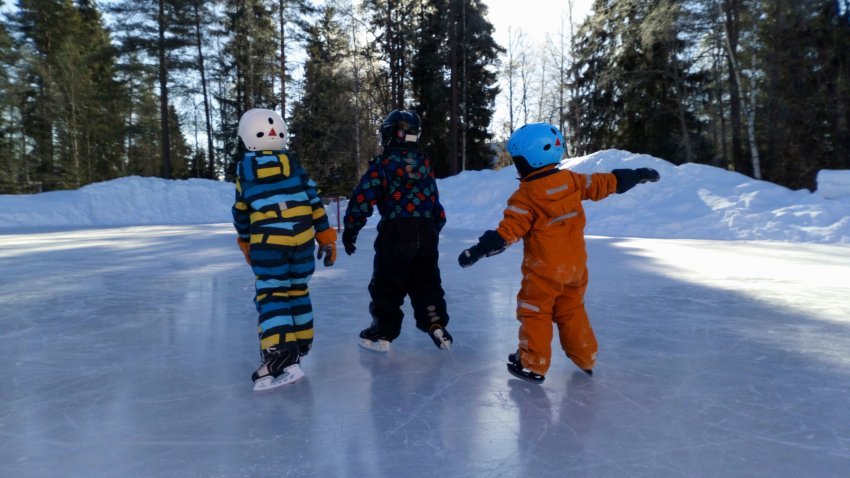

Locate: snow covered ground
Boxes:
[1,150,849,477]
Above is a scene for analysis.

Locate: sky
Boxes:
[2,148,849,477]
[486,0,594,47]
[483,0,596,138]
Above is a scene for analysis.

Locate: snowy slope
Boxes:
[2,150,849,243]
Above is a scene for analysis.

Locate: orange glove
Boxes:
[315,228,338,267]
[236,237,251,265]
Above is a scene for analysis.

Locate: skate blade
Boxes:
[253,364,305,391]
[359,338,390,353]
[432,329,452,351]
[506,364,545,384]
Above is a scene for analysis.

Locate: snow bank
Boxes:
[817,169,850,200]
[0,176,234,228]
[2,151,849,243]
[442,150,850,243]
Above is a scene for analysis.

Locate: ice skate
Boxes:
[428,324,453,351]
[359,326,391,353]
[252,345,304,391]
[507,351,545,384]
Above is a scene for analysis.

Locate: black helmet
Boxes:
[380,110,421,148]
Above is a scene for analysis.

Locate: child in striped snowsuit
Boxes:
[233,108,337,391]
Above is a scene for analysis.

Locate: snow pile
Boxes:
[816,169,850,200]
[2,150,849,243]
[0,176,234,228]
[563,150,850,243]
[441,150,850,243]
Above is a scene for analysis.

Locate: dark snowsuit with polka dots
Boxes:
[344,146,449,340]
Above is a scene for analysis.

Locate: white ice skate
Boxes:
[359,338,391,353]
[252,363,305,391]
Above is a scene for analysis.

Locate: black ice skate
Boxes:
[252,344,304,391]
[428,324,453,351]
[507,351,545,384]
[359,325,391,353]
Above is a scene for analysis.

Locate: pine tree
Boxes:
[275,0,315,116]
[569,0,707,165]
[109,0,194,180]
[219,0,280,179]
[12,0,128,190]
[290,4,357,196]
[126,66,167,177]
[72,0,127,185]
[755,0,850,189]
[361,0,419,110]
[0,17,20,193]
[411,0,501,176]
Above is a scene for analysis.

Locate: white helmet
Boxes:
[238,108,288,151]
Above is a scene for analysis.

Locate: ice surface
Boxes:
[2,225,849,477]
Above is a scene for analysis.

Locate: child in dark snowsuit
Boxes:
[458,123,659,383]
[233,108,337,391]
[342,110,452,352]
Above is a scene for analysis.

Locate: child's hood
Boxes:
[242,150,295,182]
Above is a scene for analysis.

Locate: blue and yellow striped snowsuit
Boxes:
[232,150,331,356]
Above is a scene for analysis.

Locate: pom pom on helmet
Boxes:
[238,108,288,151]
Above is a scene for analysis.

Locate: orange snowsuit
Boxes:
[495,165,618,376]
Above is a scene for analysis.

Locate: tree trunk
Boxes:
[723,0,746,175]
[279,0,287,114]
[724,19,761,179]
[448,0,459,174]
[460,0,466,171]
[193,2,216,178]
[158,0,172,179]
[669,50,694,163]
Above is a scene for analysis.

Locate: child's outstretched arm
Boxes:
[458,190,532,268]
[611,168,660,194]
[458,230,508,268]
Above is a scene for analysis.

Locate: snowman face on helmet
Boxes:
[238,108,288,151]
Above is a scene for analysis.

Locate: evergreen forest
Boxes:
[1,0,848,195]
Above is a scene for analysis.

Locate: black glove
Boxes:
[458,230,508,268]
[342,229,357,255]
[612,168,660,193]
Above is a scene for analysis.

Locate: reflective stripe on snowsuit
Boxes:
[232,150,330,355]
[496,165,617,375]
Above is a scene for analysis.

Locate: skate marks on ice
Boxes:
[1,225,849,477]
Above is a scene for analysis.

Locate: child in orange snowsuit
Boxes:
[458,123,659,383]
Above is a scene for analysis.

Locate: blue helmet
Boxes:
[506,123,566,169]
